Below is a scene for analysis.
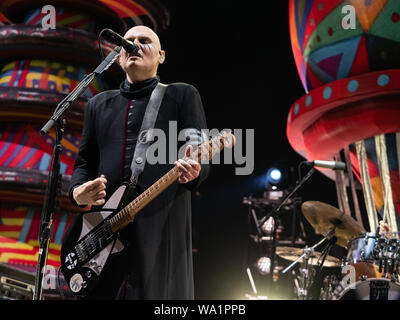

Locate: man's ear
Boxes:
[159,50,166,64]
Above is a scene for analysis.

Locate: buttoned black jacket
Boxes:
[67,79,209,299]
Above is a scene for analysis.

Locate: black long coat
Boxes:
[67,79,209,299]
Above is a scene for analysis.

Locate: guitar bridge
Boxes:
[75,242,88,262]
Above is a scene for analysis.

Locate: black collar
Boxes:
[119,76,159,99]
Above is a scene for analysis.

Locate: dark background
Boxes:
[156,0,339,299]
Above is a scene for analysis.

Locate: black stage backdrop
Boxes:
[155,0,339,300]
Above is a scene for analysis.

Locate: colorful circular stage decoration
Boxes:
[287,0,400,233]
[0,0,169,276]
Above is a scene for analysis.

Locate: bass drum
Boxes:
[335,278,400,300]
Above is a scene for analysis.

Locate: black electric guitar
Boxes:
[60,131,235,297]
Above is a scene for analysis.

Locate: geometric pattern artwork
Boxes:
[290,0,400,92]
[307,36,362,84]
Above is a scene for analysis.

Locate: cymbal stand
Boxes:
[282,229,335,299]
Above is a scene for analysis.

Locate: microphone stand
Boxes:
[258,167,316,228]
[33,45,121,300]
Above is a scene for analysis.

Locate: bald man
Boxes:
[67,26,209,299]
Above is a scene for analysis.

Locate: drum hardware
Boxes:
[243,170,312,299]
[372,230,400,279]
[281,229,337,299]
[276,246,340,268]
[281,230,336,274]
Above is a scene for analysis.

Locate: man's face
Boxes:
[119,26,164,81]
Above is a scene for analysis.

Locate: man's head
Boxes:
[118,25,165,83]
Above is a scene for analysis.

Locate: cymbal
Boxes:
[301,201,365,248]
[276,246,340,267]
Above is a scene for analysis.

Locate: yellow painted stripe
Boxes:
[0,252,61,263]
[0,76,11,84]
[0,253,36,262]
[29,60,48,67]
[0,252,60,262]
[26,73,46,80]
[0,242,33,249]
[1,218,24,225]
[0,232,19,238]
[27,240,61,250]
[1,62,16,72]
[0,240,61,250]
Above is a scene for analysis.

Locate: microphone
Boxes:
[306,160,346,170]
[101,29,139,54]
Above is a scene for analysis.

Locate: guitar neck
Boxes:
[109,166,179,233]
[108,131,235,234]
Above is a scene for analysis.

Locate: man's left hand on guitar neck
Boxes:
[175,145,201,184]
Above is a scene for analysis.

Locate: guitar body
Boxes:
[60,183,129,298]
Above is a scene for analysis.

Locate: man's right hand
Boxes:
[73,174,107,206]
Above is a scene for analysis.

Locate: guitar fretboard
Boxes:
[108,132,232,233]
[109,167,179,232]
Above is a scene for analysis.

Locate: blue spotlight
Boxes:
[266,168,282,185]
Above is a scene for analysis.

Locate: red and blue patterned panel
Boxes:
[98,0,157,30]
[349,132,400,226]
[0,203,74,268]
[24,7,98,33]
[0,60,105,98]
[0,124,81,175]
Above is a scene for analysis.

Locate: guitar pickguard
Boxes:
[77,184,127,274]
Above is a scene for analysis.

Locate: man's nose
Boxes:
[132,38,142,48]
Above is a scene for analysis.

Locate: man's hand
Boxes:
[73,174,108,206]
[175,145,201,184]
[379,220,392,238]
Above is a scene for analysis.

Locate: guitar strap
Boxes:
[128,82,168,189]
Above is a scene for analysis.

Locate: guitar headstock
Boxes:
[194,130,236,163]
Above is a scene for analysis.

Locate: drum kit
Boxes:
[276,201,400,300]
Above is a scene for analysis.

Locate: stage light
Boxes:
[255,257,271,275]
[261,216,275,235]
[266,168,282,185]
